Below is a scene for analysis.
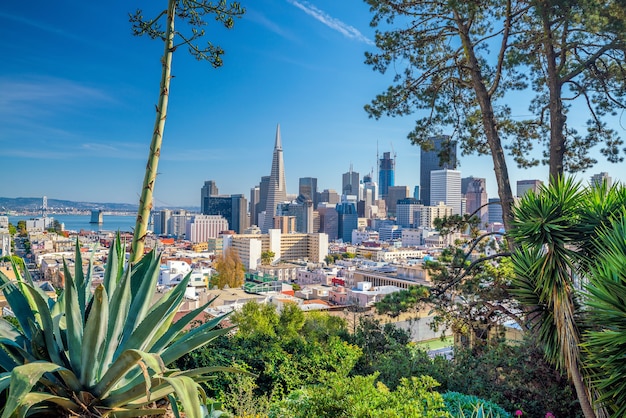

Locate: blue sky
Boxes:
[1,1,624,207]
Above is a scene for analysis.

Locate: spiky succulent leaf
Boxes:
[1,361,66,418]
[80,284,109,387]
[583,211,626,416]
[64,269,83,376]
[103,233,125,298]
[94,349,165,401]
[117,250,161,357]
[0,272,35,340]
[21,284,62,366]
[161,375,203,418]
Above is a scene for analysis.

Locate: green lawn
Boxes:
[414,336,454,351]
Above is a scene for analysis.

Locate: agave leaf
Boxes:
[1,361,65,418]
[104,376,169,408]
[0,273,35,340]
[161,326,233,366]
[71,240,87,320]
[80,285,109,388]
[161,375,203,418]
[64,270,83,377]
[21,284,63,366]
[0,372,10,393]
[103,233,125,297]
[94,349,164,400]
[117,276,189,356]
[16,392,80,417]
[149,297,217,353]
[98,407,168,417]
[101,265,132,377]
[118,251,161,352]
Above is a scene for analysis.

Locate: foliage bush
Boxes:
[442,392,511,417]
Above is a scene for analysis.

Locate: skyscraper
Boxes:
[262,124,287,233]
[385,185,409,216]
[200,180,219,213]
[463,177,488,226]
[430,169,462,215]
[420,136,458,206]
[379,152,395,199]
[342,164,360,196]
[299,177,318,208]
[336,201,358,243]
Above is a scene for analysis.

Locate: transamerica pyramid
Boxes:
[261,124,287,233]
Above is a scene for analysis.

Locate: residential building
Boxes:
[421,202,453,229]
[590,172,612,188]
[420,135,458,206]
[186,215,228,243]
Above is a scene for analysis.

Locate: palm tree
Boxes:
[509,177,594,417]
[511,178,626,417]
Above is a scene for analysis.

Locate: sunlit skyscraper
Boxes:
[261,124,287,233]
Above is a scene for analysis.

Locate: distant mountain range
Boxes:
[0,197,199,213]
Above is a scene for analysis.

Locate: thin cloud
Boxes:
[287,0,374,45]
[246,9,299,42]
[0,75,116,115]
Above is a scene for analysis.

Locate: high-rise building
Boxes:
[342,164,360,196]
[517,179,543,197]
[249,186,260,226]
[420,136,458,206]
[430,169,462,215]
[336,201,358,243]
[463,177,488,226]
[396,198,423,228]
[413,185,420,201]
[276,197,314,233]
[320,189,340,205]
[262,124,288,233]
[202,194,248,234]
[317,203,339,240]
[256,176,270,227]
[385,185,410,216]
[590,172,612,188]
[299,177,318,208]
[378,152,395,199]
[200,180,219,212]
[488,198,503,226]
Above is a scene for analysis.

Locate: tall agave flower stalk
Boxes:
[0,235,234,417]
[129,0,244,263]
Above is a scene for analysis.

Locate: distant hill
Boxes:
[0,197,199,213]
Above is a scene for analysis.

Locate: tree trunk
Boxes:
[539,2,566,183]
[454,12,516,244]
[130,0,176,263]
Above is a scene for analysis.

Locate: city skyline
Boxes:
[2,1,625,207]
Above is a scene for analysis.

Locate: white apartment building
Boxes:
[186,215,229,243]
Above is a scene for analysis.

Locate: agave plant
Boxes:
[0,235,232,417]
